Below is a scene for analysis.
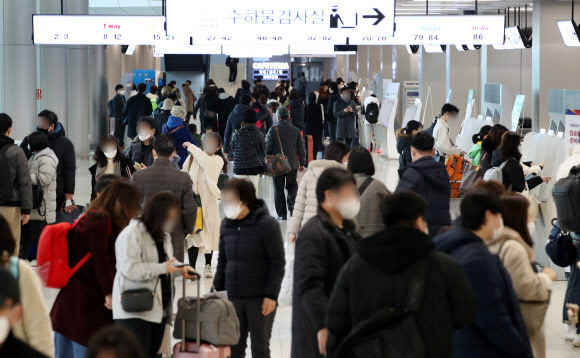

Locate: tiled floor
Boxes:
[40,156,580,357]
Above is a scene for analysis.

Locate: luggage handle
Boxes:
[182,270,202,352]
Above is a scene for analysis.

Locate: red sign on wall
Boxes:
[37,89,42,100]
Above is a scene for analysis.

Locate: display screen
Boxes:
[505,26,526,49]
[166,0,395,45]
[33,15,169,45]
[558,20,580,47]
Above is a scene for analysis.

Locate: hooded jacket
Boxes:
[28,148,59,223]
[396,156,451,235]
[223,103,254,153]
[326,227,476,358]
[162,116,196,168]
[213,200,285,299]
[434,228,533,358]
[153,109,172,136]
[1,135,32,213]
[21,124,76,206]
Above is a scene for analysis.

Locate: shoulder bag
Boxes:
[120,274,160,313]
[265,126,292,177]
[242,129,267,173]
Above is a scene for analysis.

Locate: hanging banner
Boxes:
[565,109,580,158]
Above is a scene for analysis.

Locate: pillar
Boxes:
[481,45,488,116]
[67,0,90,154]
[0,0,38,140]
[88,45,108,146]
[531,0,541,132]
[38,0,68,130]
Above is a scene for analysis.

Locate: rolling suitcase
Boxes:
[173,271,232,358]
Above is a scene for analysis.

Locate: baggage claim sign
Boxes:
[165,0,396,45]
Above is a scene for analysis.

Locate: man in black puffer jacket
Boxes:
[230,110,266,191]
[396,132,451,236]
[326,191,476,358]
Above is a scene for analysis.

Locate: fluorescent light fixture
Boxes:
[423,45,445,53]
[557,20,580,47]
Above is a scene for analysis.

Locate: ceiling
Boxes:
[88,0,535,16]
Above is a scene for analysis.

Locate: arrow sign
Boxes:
[363,8,385,25]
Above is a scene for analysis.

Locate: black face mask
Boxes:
[37,127,49,134]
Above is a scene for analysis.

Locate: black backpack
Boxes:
[553,165,580,232]
[365,102,379,124]
[0,144,14,205]
[225,56,231,66]
[108,99,115,117]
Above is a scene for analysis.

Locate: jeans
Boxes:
[230,297,276,358]
[564,244,580,333]
[113,117,125,147]
[273,169,298,219]
[55,332,87,358]
[116,317,167,358]
[339,138,353,146]
[328,122,337,143]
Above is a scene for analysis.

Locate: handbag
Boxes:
[242,129,267,173]
[120,276,160,313]
[519,292,551,337]
[55,200,84,224]
[459,163,482,195]
[521,183,540,221]
[265,126,292,177]
[545,219,577,267]
[194,194,203,233]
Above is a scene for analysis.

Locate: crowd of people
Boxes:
[0,74,579,358]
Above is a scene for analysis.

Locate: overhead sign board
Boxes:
[166,0,395,45]
[33,15,167,45]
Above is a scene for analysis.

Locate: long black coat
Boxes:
[305,103,324,153]
[213,200,285,299]
[292,211,359,358]
[217,95,236,138]
[434,228,533,358]
[326,227,476,358]
[122,92,153,138]
[288,99,306,131]
[326,93,341,125]
[396,156,451,235]
[21,123,75,208]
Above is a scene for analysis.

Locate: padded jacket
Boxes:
[230,124,266,175]
[434,228,533,358]
[396,156,451,236]
[1,135,32,213]
[288,159,345,235]
[28,148,58,223]
[124,137,155,167]
[213,200,285,299]
[265,119,307,170]
[223,103,254,152]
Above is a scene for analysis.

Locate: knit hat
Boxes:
[161,99,174,111]
[171,105,187,119]
[243,109,258,123]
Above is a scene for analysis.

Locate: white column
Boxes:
[480,45,488,116]
[531,0,541,132]
[0,0,38,140]
[66,0,90,154]
[38,0,68,130]
[88,45,108,146]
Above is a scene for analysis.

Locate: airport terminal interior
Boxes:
[5,0,580,357]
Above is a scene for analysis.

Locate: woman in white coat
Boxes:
[182,132,227,278]
[113,192,196,358]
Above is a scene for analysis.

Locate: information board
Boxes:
[33,15,167,45]
[166,0,395,45]
[565,109,580,158]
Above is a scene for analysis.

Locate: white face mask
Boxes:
[162,221,176,233]
[0,316,9,345]
[119,90,126,95]
[223,202,243,219]
[337,198,360,220]
[527,221,536,236]
[492,217,504,241]
[103,149,117,159]
[138,132,151,141]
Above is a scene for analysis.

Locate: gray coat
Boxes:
[132,158,197,261]
[0,135,32,212]
[265,119,306,170]
[354,173,391,238]
[334,98,358,139]
[28,148,59,223]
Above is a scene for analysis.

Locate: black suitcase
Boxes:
[553,166,580,233]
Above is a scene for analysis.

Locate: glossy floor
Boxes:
[39,156,580,357]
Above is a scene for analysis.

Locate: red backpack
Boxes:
[37,213,109,288]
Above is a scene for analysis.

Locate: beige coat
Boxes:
[182,145,224,253]
[11,259,55,357]
[486,226,551,358]
[288,159,344,235]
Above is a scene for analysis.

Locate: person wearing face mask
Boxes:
[112,84,128,146]
[0,267,48,357]
[124,117,157,169]
[334,87,358,147]
[432,103,465,160]
[89,135,135,200]
[292,167,360,358]
[434,190,533,358]
[396,132,451,236]
[326,191,476,358]
[51,180,141,358]
[486,193,555,358]
[182,133,227,278]
[326,82,341,143]
[396,120,423,172]
[113,192,197,358]
[213,179,285,358]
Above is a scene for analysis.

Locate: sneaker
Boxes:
[204,264,213,278]
[566,324,577,341]
[277,216,287,221]
[573,334,580,347]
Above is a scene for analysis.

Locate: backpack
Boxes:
[483,159,510,184]
[365,102,379,124]
[37,213,110,288]
[108,99,115,117]
[0,144,14,205]
[553,165,580,232]
[446,155,466,198]
[545,219,577,267]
